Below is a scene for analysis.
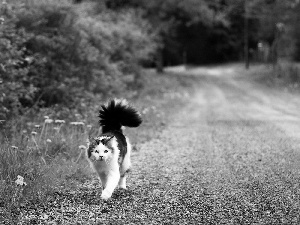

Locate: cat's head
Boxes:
[87,135,117,162]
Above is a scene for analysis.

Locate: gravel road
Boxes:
[20,65,300,224]
[130,65,300,224]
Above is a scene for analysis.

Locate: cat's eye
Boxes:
[95,150,99,153]
[104,150,108,153]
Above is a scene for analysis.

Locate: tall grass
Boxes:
[250,62,300,90]
[275,62,300,86]
[0,113,96,221]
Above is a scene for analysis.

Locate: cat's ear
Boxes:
[101,136,114,145]
[106,137,118,150]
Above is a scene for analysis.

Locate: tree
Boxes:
[105,0,229,69]
[244,0,299,64]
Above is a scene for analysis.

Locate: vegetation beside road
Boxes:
[0,69,195,223]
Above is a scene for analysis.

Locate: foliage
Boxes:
[0,12,38,120]
[291,3,300,61]
[0,0,157,120]
[0,67,190,223]
[104,0,230,65]
[1,0,300,121]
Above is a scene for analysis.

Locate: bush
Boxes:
[0,0,157,120]
[0,11,39,120]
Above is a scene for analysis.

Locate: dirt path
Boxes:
[129,64,300,224]
[19,64,300,224]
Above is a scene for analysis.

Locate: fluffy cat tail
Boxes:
[99,99,142,133]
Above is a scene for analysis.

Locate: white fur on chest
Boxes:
[90,152,120,175]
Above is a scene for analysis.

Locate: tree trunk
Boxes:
[156,49,164,73]
[244,0,249,69]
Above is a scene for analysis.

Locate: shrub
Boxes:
[0,0,157,120]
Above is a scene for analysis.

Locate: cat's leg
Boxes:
[118,172,128,189]
[119,157,131,189]
[119,138,132,189]
[101,171,120,200]
[98,173,108,190]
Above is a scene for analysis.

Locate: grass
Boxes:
[0,69,194,223]
[249,61,300,91]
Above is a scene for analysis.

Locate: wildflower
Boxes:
[142,108,149,114]
[46,139,52,143]
[44,116,49,119]
[0,120,5,124]
[70,121,85,126]
[31,131,37,136]
[79,145,86,150]
[34,125,41,128]
[11,146,18,149]
[44,119,53,124]
[22,130,27,134]
[15,175,27,186]
[55,119,65,124]
[53,127,60,131]
[86,125,92,129]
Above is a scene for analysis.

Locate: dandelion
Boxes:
[31,131,37,136]
[142,108,149,114]
[55,119,65,124]
[44,116,49,119]
[79,145,86,150]
[46,139,52,143]
[70,121,85,126]
[44,119,53,124]
[86,139,90,145]
[22,130,27,134]
[76,145,87,162]
[34,125,41,128]
[11,146,18,149]
[15,175,27,186]
[86,125,92,129]
[53,127,60,131]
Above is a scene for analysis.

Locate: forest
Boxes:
[0,0,299,122]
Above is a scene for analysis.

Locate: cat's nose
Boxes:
[99,156,103,160]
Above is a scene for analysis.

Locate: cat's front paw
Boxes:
[119,184,127,190]
[101,190,112,200]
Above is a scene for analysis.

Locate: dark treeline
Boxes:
[0,0,299,120]
[106,0,300,65]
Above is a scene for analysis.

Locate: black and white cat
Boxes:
[87,99,142,200]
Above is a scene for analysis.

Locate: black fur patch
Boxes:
[105,131,127,159]
[99,99,142,133]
